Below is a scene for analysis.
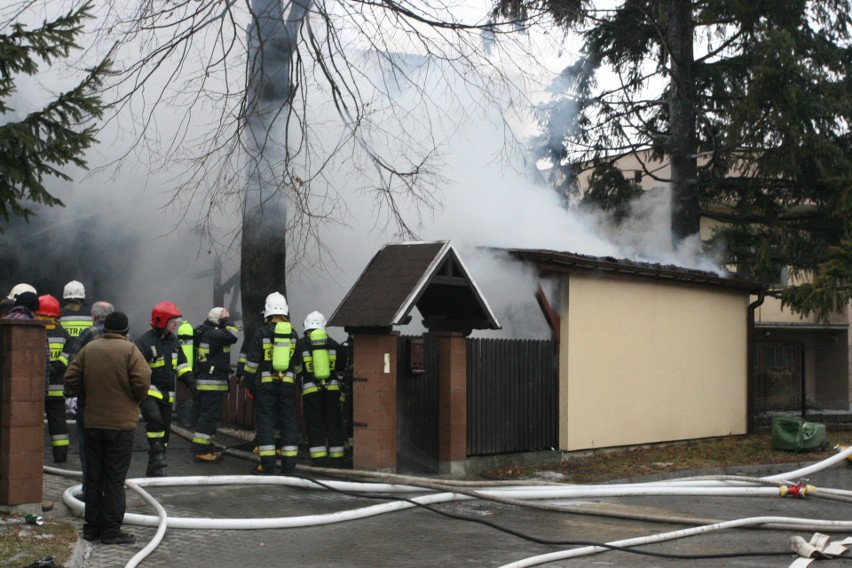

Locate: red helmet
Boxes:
[37,294,61,318]
[150,301,182,328]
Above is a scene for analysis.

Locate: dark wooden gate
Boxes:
[467,338,558,455]
[397,335,440,473]
[397,336,559,472]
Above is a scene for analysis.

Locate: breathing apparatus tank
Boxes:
[309,329,331,380]
[272,321,293,372]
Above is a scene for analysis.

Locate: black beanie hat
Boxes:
[14,291,39,313]
[104,311,129,335]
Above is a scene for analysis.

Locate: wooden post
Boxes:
[435,332,467,476]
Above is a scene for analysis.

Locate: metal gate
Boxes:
[753,340,803,414]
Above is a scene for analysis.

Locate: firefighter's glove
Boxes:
[240,375,256,397]
[180,375,196,391]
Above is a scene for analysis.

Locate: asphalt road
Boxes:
[41,423,852,568]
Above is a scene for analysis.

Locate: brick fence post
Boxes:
[0,319,45,509]
[351,333,398,471]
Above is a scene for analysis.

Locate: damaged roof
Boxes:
[508,248,764,293]
[328,241,501,333]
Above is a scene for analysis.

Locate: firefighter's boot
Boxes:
[310,456,329,468]
[254,457,276,475]
[280,456,297,475]
[147,441,168,477]
[52,446,68,464]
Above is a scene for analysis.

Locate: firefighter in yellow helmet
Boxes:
[135,301,195,477]
[36,294,72,463]
[296,311,348,468]
[243,292,301,475]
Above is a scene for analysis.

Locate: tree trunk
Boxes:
[667,0,700,241]
[240,0,310,329]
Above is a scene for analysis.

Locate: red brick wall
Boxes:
[352,334,398,471]
[0,320,45,506]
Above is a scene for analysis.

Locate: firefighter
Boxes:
[1,283,36,316]
[297,311,347,468]
[36,294,72,463]
[191,307,239,463]
[236,310,286,457]
[135,301,195,477]
[243,292,301,475]
[59,280,93,351]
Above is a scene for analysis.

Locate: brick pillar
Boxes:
[435,332,467,476]
[0,320,45,507]
[351,333,397,471]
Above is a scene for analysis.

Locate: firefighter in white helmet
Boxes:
[1,283,36,317]
[59,280,93,350]
[296,311,348,468]
[243,292,301,474]
[190,307,239,463]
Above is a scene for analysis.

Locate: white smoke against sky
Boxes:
[284,47,721,339]
[3,2,722,340]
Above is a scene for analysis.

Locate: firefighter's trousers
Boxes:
[192,390,225,455]
[255,380,298,473]
[45,395,69,463]
[302,386,345,467]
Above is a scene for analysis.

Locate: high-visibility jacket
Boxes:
[44,321,70,398]
[243,320,300,391]
[59,303,93,343]
[194,317,239,392]
[135,328,195,404]
[297,332,345,396]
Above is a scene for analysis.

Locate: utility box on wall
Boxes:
[0,320,46,509]
[409,338,425,374]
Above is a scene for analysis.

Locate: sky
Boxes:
[0,0,722,340]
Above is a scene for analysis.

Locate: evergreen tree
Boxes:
[496,0,852,319]
[0,2,109,230]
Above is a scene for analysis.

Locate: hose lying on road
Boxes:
[45,440,852,568]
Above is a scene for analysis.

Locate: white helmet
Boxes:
[7,283,36,300]
[303,311,327,331]
[63,280,86,300]
[207,307,226,323]
[264,292,289,317]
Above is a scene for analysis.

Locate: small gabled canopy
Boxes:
[329,241,501,334]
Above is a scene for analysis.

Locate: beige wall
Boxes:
[559,274,749,451]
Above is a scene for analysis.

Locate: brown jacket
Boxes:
[64,333,151,430]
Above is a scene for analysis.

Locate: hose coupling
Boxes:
[779,483,813,498]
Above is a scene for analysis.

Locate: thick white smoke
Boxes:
[2,4,721,341]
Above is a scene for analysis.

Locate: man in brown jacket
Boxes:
[65,312,151,545]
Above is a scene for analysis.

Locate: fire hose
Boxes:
[43,442,852,568]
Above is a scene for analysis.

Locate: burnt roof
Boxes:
[328,241,501,333]
[508,248,764,293]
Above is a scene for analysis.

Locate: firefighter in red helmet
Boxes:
[36,294,72,463]
[135,301,195,476]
